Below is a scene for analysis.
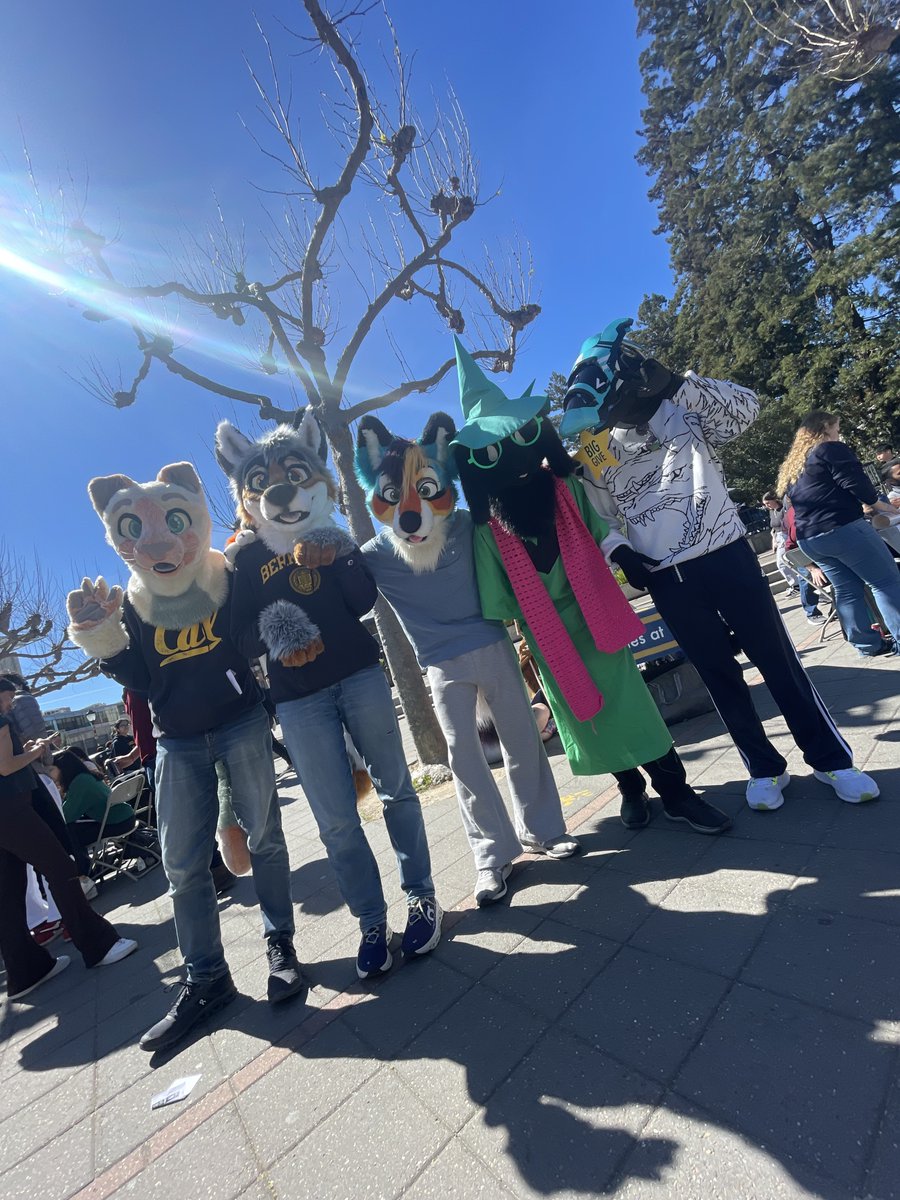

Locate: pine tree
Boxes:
[635,0,900,498]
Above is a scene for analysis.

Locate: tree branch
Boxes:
[341,347,504,423]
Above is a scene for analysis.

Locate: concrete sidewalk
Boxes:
[1,591,898,1200]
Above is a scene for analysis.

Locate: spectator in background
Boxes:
[777,410,900,657]
[0,678,137,999]
[762,492,800,595]
[110,718,140,775]
[874,443,895,465]
[781,505,826,626]
[881,458,900,507]
[53,749,140,876]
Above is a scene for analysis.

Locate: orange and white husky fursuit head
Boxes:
[354,412,457,574]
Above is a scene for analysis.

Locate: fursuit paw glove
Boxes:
[223,527,257,569]
[293,527,355,569]
[609,545,660,590]
[258,599,325,667]
[66,576,129,659]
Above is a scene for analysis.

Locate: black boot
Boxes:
[266,936,309,1005]
[613,767,651,829]
[642,747,732,835]
[140,974,237,1052]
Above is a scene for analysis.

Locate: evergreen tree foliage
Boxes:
[635,0,900,498]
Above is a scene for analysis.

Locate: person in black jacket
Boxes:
[776,410,900,657]
[216,413,441,982]
[66,461,307,1053]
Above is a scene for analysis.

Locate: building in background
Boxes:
[43,701,127,753]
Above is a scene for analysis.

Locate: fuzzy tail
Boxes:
[258,599,322,661]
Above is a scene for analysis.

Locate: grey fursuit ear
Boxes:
[292,407,328,462]
[215,421,255,478]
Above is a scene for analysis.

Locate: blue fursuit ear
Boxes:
[354,416,394,496]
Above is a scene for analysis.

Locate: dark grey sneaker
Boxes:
[664,790,732,834]
[620,791,651,829]
[139,975,237,1052]
[266,936,308,1005]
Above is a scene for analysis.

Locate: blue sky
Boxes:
[0,0,672,710]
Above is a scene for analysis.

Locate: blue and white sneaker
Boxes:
[401,895,442,958]
[356,923,393,980]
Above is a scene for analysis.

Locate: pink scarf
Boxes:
[489,476,644,722]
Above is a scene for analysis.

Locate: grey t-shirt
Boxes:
[362,510,507,669]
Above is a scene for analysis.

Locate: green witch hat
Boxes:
[449,337,548,450]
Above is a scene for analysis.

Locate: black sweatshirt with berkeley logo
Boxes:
[100,588,261,738]
[230,538,380,703]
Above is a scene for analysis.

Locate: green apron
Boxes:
[472,477,672,775]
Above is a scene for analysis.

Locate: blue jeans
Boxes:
[277,665,433,931]
[800,519,900,654]
[156,703,294,982]
[797,572,820,618]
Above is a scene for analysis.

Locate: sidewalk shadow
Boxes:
[287,800,900,1199]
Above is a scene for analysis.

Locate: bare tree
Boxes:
[0,545,100,698]
[742,0,900,79]
[13,0,540,766]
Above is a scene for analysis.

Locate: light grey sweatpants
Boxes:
[427,637,568,870]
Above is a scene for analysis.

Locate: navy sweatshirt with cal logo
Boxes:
[230,538,381,703]
[100,587,260,738]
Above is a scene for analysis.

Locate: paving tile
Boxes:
[430,904,542,981]
[0,1067,95,1174]
[612,1095,857,1200]
[339,958,473,1058]
[602,828,715,881]
[459,1027,662,1199]
[629,895,768,979]
[236,1021,379,1168]
[866,1073,900,1200]
[786,847,900,925]
[400,1138,518,1200]
[393,982,544,1132]
[95,1038,225,1171]
[552,875,676,943]
[480,917,616,1021]
[674,983,894,1188]
[115,1104,257,1200]
[266,1067,451,1200]
[562,946,731,1083]
[740,908,900,1034]
[0,1112,95,1200]
[821,792,900,853]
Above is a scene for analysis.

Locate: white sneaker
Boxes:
[746,771,790,811]
[520,835,581,859]
[97,937,138,967]
[474,863,513,906]
[814,768,880,804]
[9,955,70,1000]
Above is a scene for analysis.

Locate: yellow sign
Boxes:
[574,429,619,478]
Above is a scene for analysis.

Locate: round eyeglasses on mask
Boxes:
[466,415,543,469]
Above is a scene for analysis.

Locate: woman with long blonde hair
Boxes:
[777,410,900,657]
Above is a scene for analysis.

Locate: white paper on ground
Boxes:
[150,1074,201,1110]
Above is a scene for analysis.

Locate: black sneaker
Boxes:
[664,790,732,835]
[139,974,237,1052]
[620,791,651,829]
[401,895,442,958]
[266,936,308,1005]
[356,922,393,980]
